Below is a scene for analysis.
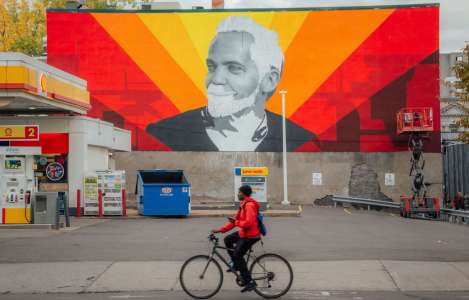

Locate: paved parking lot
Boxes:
[0,206,468,263]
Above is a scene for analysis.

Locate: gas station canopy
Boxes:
[0,52,90,115]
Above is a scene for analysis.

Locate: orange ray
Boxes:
[92,13,206,113]
[266,9,395,117]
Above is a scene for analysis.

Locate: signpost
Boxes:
[234,167,268,209]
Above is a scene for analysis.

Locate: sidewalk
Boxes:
[115,207,301,219]
[1,260,468,294]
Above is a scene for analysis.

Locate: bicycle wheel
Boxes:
[179,255,223,299]
[250,253,293,299]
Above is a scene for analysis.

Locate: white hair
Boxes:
[214,16,284,78]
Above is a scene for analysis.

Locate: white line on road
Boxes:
[110,295,155,299]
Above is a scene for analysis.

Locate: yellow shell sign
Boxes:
[40,73,47,93]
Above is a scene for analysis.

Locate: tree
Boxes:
[453,44,469,143]
[0,0,148,56]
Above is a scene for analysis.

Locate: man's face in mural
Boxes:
[205,32,261,118]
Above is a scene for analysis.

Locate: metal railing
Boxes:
[332,195,469,224]
[332,195,400,210]
[441,208,469,223]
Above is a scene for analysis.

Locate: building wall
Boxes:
[440,52,469,142]
[440,52,461,100]
[116,151,443,204]
[47,6,441,153]
[87,146,109,171]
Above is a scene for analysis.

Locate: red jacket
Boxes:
[219,197,260,238]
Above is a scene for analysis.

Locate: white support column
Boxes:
[280,90,290,206]
[68,118,87,209]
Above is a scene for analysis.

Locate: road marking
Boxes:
[344,208,352,215]
[320,291,331,296]
[110,296,155,299]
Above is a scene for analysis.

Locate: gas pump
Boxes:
[0,155,35,224]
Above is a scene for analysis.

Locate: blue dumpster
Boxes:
[136,170,191,216]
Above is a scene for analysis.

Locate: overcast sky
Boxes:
[180,0,468,53]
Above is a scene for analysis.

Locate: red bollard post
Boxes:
[76,189,81,217]
[122,189,127,217]
[98,190,103,218]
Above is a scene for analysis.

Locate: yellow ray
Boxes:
[269,11,310,52]
[178,11,275,65]
[138,13,207,94]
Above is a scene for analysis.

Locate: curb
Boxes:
[189,209,301,217]
[72,206,301,219]
[0,224,55,229]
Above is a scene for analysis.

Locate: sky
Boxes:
[179,0,468,53]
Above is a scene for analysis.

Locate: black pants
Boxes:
[224,231,260,283]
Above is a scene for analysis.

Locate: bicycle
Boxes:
[179,233,293,299]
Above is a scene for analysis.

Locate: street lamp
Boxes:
[280,90,290,206]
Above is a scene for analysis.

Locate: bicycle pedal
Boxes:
[236,278,246,287]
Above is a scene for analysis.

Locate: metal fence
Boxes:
[443,143,469,206]
[332,195,400,210]
[332,195,469,224]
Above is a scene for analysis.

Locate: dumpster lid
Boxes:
[136,170,188,193]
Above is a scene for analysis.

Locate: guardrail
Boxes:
[332,195,400,210]
[332,195,469,224]
[441,208,469,223]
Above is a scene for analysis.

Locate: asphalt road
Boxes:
[1,291,469,300]
[0,206,468,263]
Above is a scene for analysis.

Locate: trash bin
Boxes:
[136,170,191,216]
[31,192,58,225]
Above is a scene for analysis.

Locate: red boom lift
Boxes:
[397,107,440,219]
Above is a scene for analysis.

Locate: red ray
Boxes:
[48,12,179,150]
[290,7,438,142]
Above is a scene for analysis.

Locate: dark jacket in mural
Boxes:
[146,107,316,152]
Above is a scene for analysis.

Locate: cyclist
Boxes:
[211,185,261,293]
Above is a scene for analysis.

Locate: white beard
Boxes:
[206,84,257,118]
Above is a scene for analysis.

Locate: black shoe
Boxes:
[240,280,257,293]
[226,267,237,273]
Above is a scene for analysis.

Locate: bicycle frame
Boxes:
[201,237,267,281]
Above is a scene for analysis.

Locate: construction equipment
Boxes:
[397,107,440,219]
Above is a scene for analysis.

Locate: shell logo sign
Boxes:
[37,73,47,97]
[212,0,224,8]
[0,125,39,141]
[40,73,47,93]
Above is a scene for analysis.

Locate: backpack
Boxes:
[257,209,267,236]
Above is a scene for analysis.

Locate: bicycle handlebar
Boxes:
[208,233,219,243]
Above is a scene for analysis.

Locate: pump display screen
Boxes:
[5,159,22,170]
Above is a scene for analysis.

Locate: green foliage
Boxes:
[0,0,148,56]
[453,44,469,143]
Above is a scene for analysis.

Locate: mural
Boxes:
[47,5,440,152]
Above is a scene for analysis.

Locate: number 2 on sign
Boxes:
[27,127,36,137]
